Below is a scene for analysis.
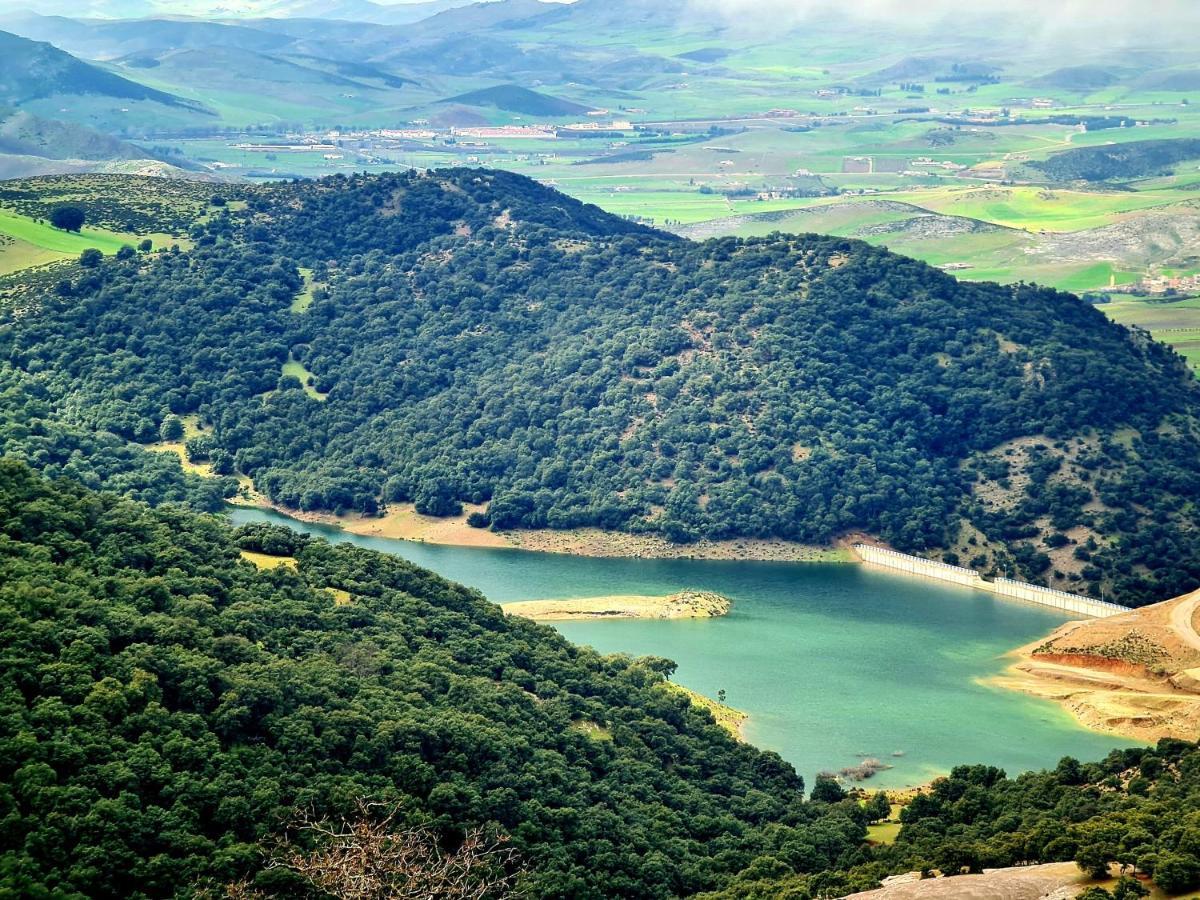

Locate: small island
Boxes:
[503,589,732,621]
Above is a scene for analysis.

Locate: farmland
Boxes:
[0,176,227,274]
[3,2,1200,307]
[0,208,131,273]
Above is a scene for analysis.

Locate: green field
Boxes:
[0,177,229,275]
[290,267,315,313]
[0,210,129,259]
[1104,298,1200,371]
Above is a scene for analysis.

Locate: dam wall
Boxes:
[853,544,1129,618]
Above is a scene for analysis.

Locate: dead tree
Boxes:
[221,800,522,899]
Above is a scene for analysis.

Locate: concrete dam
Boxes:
[854,544,1130,619]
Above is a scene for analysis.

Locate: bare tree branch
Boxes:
[221,800,522,900]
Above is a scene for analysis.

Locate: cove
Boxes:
[231,506,1140,788]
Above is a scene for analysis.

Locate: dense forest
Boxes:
[4,463,1200,898]
[0,461,863,897]
[2,169,1199,604]
[1032,138,1200,182]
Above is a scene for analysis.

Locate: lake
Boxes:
[231,506,1138,787]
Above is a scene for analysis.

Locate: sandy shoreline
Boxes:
[989,589,1200,744]
[231,497,854,563]
[503,589,732,621]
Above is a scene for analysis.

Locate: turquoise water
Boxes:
[231,507,1140,787]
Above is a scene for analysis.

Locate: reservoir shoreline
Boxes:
[231,503,1139,788]
[233,496,853,563]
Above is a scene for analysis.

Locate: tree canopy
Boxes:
[4,461,1200,897]
[0,460,872,898]
[48,204,85,232]
[2,168,1199,604]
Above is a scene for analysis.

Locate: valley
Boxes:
[2,1,1200,896]
[230,504,1137,790]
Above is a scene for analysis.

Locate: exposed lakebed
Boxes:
[232,506,1138,787]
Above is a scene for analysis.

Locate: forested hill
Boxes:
[8,461,1200,897]
[1032,138,1200,182]
[2,168,1200,605]
[0,460,869,897]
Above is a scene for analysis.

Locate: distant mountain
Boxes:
[1135,68,1200,92]
[0,14,295,58]
[675,46,731,63]
[0,0,477,25]
[440,83,592,116]
[0,104,207,177]
[403,0,558,36]
[523,0,691,31]
[380,32,586,79]
[0,106,144,159]
[101,45,417,120]
[1029,64,1134,92]
[0,29,194,106]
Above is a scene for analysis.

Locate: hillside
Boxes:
[1033,138,1200,183]
[1029,64,1134,91]
[0,458,871,897]
[440,83,593,116]
[0,29,190,107]
[2,169,1199,606]
[11,454,1200,898]
[998,587,1200,743]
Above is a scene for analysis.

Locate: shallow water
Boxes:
[231,506,1140,787]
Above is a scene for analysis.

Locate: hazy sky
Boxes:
[686,0,1198,21]
[676,0,1200,43]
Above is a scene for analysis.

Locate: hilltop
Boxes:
[440,84,593,117]
[0,29,194,109]
[2,169,1199,606]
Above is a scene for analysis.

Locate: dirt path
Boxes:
[1168,589,1200,651]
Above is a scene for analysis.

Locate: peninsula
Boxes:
[994,588,1200,742]
[502,589,732,621]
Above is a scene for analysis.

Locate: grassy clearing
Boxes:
[567,720,614,741]
[326,588,352,606]
[282,357,328,401]
[866,821,902,845]
[666,683,748,739]
[290,267,315,313]
[146,442,214,477]
[239,550,297,570]
[0,209,130,256]
[0,235,69,276]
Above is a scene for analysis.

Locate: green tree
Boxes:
[865,791,891,823]
[50,205,85,232]
[159,415,185,442]
[810,776,846,804]
[1153,853,1200,894]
